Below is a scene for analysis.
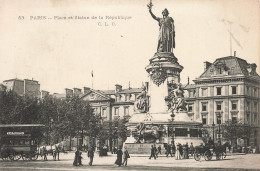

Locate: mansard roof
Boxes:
[184,84,196,89]
[198,56,259,79]
[100,88,142,95]
[3,78,24,82]
[117,88,142,94]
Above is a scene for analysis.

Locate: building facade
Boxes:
[2,78,41,98]
[184,56,260,148]
[55,84,141,149]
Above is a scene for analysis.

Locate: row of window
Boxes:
[246,101,259,111]
[114,94,137,102]
[114,107,129,116]
[200,112,258,125]
[246,113,258,123]
[94,106,130,117]
[200,86,237,97]
[194,86,259,97]
[188,101,258,113]
[201,115,238,125]
[187,101,245,112]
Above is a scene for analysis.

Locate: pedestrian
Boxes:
[154,145,158,158]
[179,144,183,159]
[166,144,172,157]
[115,146,123,166]
[190,142,194,156]
[171,143,176,157]
[183,143,189,159]
[88,146,94,166]
[122,146,130,166]
[43,146,48,161]
[157,145,162,155]
[149,145,157,159]
[73,148,83,166]
[175,143,181,160]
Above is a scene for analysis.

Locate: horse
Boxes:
[52,143,63,160]
[39,142,63,161]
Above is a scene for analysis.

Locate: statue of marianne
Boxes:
[147,1,175,52]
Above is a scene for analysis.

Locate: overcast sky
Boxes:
[0,0,259,93]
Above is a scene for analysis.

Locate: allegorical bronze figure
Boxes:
[147,1,175,52]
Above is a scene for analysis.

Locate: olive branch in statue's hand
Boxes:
[147,2,153,10]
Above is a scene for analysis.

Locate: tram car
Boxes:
[0,124,45,161]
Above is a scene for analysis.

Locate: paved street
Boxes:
[0,152,260,171]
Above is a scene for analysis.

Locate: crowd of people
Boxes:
[148,142,195,160]
[73,145,130,167]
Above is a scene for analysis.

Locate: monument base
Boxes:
[125,111,203,154]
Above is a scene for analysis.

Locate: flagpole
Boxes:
[91,70,93,89]
[230,24,232,56]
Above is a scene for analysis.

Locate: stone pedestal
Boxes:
[149,81,168,114]
[125,52,203,153]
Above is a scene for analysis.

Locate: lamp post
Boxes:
[168,113,175,145]
[212,122,215,143]
[216,112,222,143]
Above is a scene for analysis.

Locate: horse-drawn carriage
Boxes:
[0,124,44,161]
[194,143,227,161]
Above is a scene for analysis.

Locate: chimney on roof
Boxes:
[234,51,236,57]
[41,90,49,98]
[65,88,73,98]
[73,88,82,97]
[204,61,212,71]
[83,87,91,94]
[115,84,122,92]
[247,63,257,74]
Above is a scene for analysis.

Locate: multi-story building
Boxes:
[2,78,41,98]
[184,56,260,148]
[80,84,141,121]
[56,84,142,149]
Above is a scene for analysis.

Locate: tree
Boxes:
[98,116,130,150]
[0,91,102,149]
[0,91,40,124]
[221,120,251,147]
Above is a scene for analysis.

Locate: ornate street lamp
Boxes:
[216,112,222,143]
[168,113,175,145]
[212,119,215,143]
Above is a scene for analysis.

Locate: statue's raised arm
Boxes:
[147,1,159,21]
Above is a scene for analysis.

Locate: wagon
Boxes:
[0,124,45,161]
[194,144,227,161]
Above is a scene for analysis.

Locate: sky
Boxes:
[0,0,259,94]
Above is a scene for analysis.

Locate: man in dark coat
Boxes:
[43,146,48,161]
[157,145,162,155]
[171,143,176,157]
[73,148,82,166]
[166,144,173,157]
[88,146,94,166]
[190,142,194,156]
[179,144,183,158]
[149,145,156,159]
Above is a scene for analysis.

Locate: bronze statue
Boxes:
[147,1,175,52]
[135,85,149,113]
[171,83,187,111]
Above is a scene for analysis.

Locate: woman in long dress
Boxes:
[115,147,123,167]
